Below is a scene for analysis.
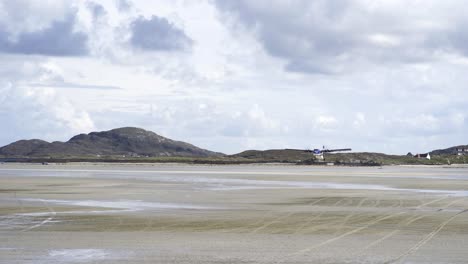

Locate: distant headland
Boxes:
[0,127,466,166]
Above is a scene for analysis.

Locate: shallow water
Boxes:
[2,166,468,195]
[18,198,218,211]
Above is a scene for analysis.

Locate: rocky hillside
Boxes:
[0,127,223,158]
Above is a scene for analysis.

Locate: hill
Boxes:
[325,152,427,165]
[231,149,317,163]
[0,127,222,158]
[430,145,468,155]
[232,149,467,165]
[232,150,392,165]
[1,129,466,165]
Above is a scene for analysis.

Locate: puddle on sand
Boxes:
[170,177,468,196]
[48,249,113,262]
[18,198,218,211]
[1,198,220,231]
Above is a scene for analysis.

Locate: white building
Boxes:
[457,148,468,156]
[414,153,431,160]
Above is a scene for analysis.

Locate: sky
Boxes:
[0,0,466,154]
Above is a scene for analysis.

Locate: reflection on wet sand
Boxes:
[1,164,468,263]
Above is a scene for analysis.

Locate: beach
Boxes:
[1,163,468,263]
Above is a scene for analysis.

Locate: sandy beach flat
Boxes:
[1,163,468,263]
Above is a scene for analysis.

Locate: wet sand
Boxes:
[1,164,468,263]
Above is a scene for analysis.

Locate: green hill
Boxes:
[0,127,223,158]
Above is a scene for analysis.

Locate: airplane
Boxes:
[287,146,351,154]
[286,146,351,160]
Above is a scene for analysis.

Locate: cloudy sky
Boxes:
[0,0,467,154]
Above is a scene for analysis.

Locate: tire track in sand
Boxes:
[292,197,348,234]
[274,196,449,263]
[384,202,467,263]
[362,197,464,252]
[248,197,330,234]
[21,199,56,232]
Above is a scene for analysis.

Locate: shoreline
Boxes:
[1,161,467,168]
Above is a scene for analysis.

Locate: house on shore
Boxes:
[414,153,431,160]
[457,148,468,156]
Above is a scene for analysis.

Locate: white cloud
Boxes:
[353,112,366,128]
[0,0,467,156]
[315,115,338,130]
[367,34,401,47]
[214,0,468,73]
[0,82,95,144]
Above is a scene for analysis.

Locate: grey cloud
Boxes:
[215,0,356,73]
[215,1,468,74]
[447,27,468,57]
[115,0,132,12]
[285,61,335,75]
[129,15,192,51]
[87,2,107,19]
[0,13,88,56]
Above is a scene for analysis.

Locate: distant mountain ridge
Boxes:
[0,128,466,165]
[233,145,468,165]
[0,127,223,158]
[430,145,468,155]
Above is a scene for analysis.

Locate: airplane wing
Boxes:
[285,148,313,152]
